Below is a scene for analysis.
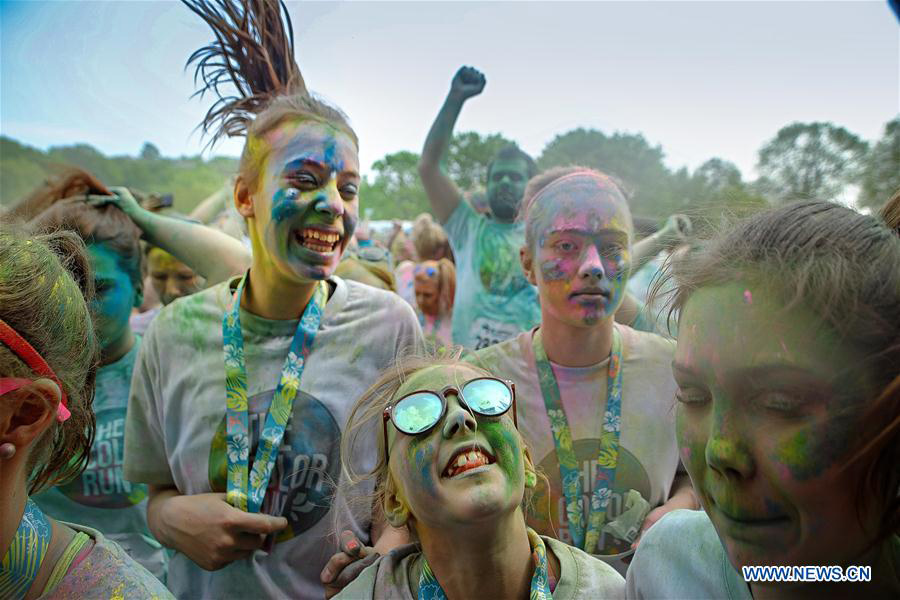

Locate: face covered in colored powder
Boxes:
[674,281,877,570]
[385,365,527,531]
[87,242,140,352]
[147,247,202,306]
[487,158,530,222]
[525,173,632,328]
[414,261,441,317]
[249,120,360,282]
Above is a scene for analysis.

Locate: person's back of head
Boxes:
[0,226,99,494]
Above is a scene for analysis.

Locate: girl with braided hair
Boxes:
[122,1,422,597]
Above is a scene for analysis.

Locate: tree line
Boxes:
[2,117,897,224]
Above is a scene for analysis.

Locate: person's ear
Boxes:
[383,476,411,528]
[1,379,61,449]
[522,445,538,489]
[235,175,255,219]
[520,246,537,286]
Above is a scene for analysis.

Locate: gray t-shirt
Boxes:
[33,338,167,582]
[335,535,624,599]
[473,325,680,574]
[124,276,423,599]
[444,201,541,349]
[625,509,751,599]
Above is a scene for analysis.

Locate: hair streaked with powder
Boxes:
[184,0,358,194]
[0,226,98,494]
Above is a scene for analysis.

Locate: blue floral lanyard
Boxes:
[532,327,623,554]
[0,498,52,599]
[222,274,327,513]
[418,528,552,600]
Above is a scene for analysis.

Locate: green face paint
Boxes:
[674,281,875,572]
[87,242,137,354]
[252,120,360,284]
[486,158,529,222]
[386,365,526,531]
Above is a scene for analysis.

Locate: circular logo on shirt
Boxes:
[209,389,341,541]
[56,406,148,508]
[529,439,651,556]
[476,230,529,296]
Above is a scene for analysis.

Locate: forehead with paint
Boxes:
[526,173,633,251]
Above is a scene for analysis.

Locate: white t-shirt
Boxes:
[444,201,541,350]
[625,509,752,599]
[473,324,680,572]
[335,535,624,600]
[124,276,423,599]
[33,338,167,582]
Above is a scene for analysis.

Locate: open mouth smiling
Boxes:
[442,445,497,479]
[292,226,342,254]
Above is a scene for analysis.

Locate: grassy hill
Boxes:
[0,137,237,214]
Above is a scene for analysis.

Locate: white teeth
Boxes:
[468,451,478,462]
[456,455,467,467]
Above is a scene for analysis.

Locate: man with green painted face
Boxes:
[419,66,542,350]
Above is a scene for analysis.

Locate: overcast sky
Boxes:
[1,1,897,179]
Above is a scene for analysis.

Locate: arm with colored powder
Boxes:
[91,187,252,284]
[419,66,486,224]
[631,214,692,274]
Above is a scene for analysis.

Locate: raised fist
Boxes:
[450,66,486,101]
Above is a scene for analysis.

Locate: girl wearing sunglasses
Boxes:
[332,354,624,599]
[0,228,171,599]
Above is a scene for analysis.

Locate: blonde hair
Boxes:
[411,213,449,261]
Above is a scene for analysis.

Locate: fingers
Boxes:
[82,194,118,206]
[339,530,364,558]
[227,509,288,535]
[231,530,267,552]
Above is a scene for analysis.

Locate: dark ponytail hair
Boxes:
[184,0,358,194]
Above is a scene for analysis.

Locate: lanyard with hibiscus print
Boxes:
[531,326,623,555]
[417,527,553,600]
[0,498,51,599]
[222,274,327,513]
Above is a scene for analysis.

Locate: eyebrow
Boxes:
[672,360,822,385]
[283,157,359,180]
[549,228,629,242]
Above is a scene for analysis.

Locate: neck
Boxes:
[539,312,614,367]
[417,511,535,600]
[750,542,900,600]
[242,260,317,320]
[0,476,27,561]
[100,329,135,366]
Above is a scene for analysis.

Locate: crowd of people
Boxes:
[2,1,898,599]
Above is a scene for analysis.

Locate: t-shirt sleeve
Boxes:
[442,199,477,249]
[123,320,175,486]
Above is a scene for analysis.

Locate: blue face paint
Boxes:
[87,242,137,352]
[255,121,361,283]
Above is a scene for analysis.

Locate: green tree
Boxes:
[858,116,900,211]
[757,122,868,204]
[537,128,678,219]
[445,131,516,190]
